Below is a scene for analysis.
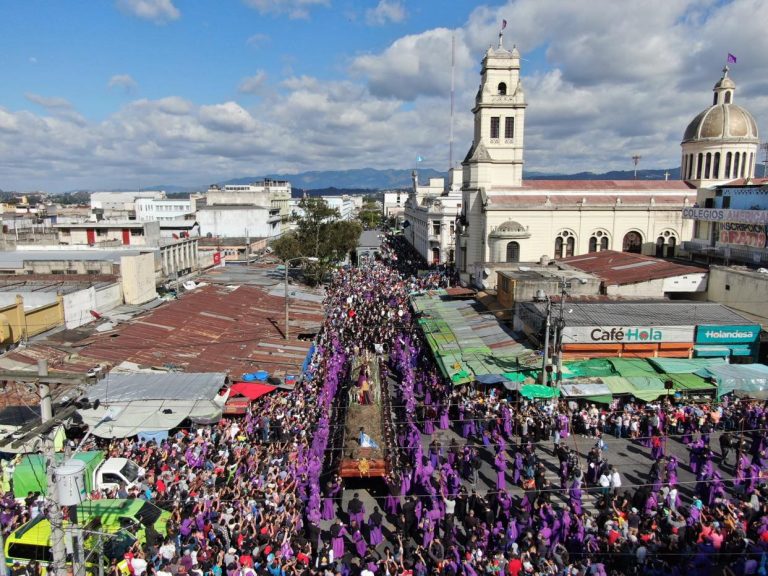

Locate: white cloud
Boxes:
[239,72,268,94]
[108,74,139,93]
[366,0,406,26]
[242,0,330,19]
[246,33,270,48]
[116,0,180,24]
[4,0,768,192]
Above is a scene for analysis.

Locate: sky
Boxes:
[1,0,767,193]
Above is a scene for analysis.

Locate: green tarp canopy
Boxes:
[608,358,660,378]
[695,363,768,398]
[559,359,617,379]
[664,372,716,392]
[602,376,666,402]
[520,384,560,399]
[648,357,727,374]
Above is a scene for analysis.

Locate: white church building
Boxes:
[454,33,701,287]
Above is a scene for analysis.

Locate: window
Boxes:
[432,221,441,236]
[554,231,575,258]
[713,152,720,179]
[723,196,731,208]
[666,237,677,258]
[506,241,520,262]
[96,229,108,237]
[656,236,665,257]
[505,117,514,139]
[705,152,712,179]
[490,117,500,139]
[432,247,440,264]
[734,152,740,178]
[725,152,732,178]
[449,221,455,235]
[622,231,642,254]
[498,82,507,95]
[688,154,694,180]
[589,230,609,253]
[448,249,454,263]
[696,153,703,179]
[725,91,732,104]
[131,229,142,236]
[500,275,510,292]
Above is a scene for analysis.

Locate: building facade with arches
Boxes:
[455,35,696,287]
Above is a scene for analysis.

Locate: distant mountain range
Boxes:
[58,164,768,196]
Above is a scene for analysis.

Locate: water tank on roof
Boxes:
[55,459,87,506]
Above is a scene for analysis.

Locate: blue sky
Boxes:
[1,0,766,192]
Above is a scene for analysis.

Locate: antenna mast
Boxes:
[449,32,455,170]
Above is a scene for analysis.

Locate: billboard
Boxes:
[718,222,768,248]
[695,324,761,344]
[682,207,768,225]
[561,325,694,344]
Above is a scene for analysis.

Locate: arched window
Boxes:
[589,230,609,253]
[498,82,507,95]
[432,247,440,264]
[749,152,754,177]
[666,236,677,258]
[696,153,703,179]
[725,91,732,104]
[734,152,741,178]
[656,236,665,257]
[622,231,643,254]
[742,152,748,178]
[705,152,712,179]
[725,152,732,178]
[566,236,575,257]
[687,154,694,180]
[713,152,720,179]
[506,241,520,262]
[554,231,575,258]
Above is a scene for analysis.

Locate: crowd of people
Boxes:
[1,230,767,576]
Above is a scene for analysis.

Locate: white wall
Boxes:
[706,266,768,322]
[197,207,279,238]
[0,293,57,308]
[605,273,708,298]
[121,253,158,305]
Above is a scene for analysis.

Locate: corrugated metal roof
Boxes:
[85,372,227,402]
[520,180,694,190]
[560,250,707,285]
[519,301,752,327]
[79,283,323,378]
[487,193,696,207]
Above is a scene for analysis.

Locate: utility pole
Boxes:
[284,260,290,341]
[540,295,551,385]
[555,278,567,384]
[40,359,67,575]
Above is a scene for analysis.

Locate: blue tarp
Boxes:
[695,363,768,398]
[302,343,316,375]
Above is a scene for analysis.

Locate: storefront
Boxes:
[694,324,761,360]
[560,324,695,358]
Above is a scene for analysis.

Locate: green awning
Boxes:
[609,358,660,378]
[585,394,613,404]
[520,384,560,399]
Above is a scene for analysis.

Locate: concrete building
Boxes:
[0,277,123,330]
[206,180,291,218]
[403,168,463,265]
[54,220,162,247]
[0,294,64,351]
[322,195,356,221]
[90,191,165,220]
[135,197,196,222]
[382,190,407,220]
[496,263,601,313]
[455,32,695,287]
[559,250,708,299]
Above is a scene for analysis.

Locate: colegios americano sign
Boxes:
[561,325,695,344]
[681,207,768,225]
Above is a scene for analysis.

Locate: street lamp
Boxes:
[284,256,318,340]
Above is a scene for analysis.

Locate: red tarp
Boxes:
[229,382,277,401]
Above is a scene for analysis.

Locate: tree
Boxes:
[271,197,362,284]
[357,196,381,229]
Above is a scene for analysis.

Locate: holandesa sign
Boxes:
[695,324,761,344]
[562,325,694,344]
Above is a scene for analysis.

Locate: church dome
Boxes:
[683,104,758,143]
[497,220,526,233]
[490,220,531,239]
[681,66,758,144]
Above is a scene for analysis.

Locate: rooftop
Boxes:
[559,251,707,285]
[0,249,147,269]
[519,301,752,327]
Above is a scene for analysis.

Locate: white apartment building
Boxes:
[403,168,463,265]
[135,197,196,221]
[90,191,166,220]
[206,180,292,218]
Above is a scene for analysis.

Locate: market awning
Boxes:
[520,384,560,399]
[560,382,612,398]
[230,382,276,400]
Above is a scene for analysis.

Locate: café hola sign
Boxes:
[562,325,694,344]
